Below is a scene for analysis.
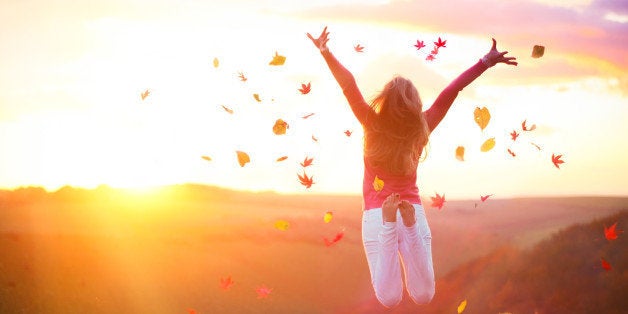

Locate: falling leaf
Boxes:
[213,57,219,68]
[530,142,542,151]
[430,46,439,55]
[510,130,519,141]
[237,71,247,81]
[507,148,516,157]
[300,156,313,168]
[188,309,197,314]
[414,40,425,50]
[274,220,290,231]
[253,93,261,102]
[201,155,212,162]
[256,285,272,299]
[273,119,289,135]
[298,82,311,94]
[457,299,467,314]
[473,107,491,131]
[481,194,493,202]
[373,175,384,192]
[141,89,150,100]
[268,51,286,66]
[604,222,622,241]
[522,119,536,131]
[434,37,447,48]
[324,232,344,247]
[426,54,435,61]
[311,135,318,142]
[354,44,365,52]
[298,171,314,188]
[480,137,496,152]
[431,193,445,210]
[221,105,234,114]
[220,276,234,290]
[276,156,288,162]
[551,153,564,169]
[601,258,612,271]
[302,113,315,119]
[532,45,545,58]
[344,130,352,137]
[324,211,333,223]
[236,151,250,167]
[455,146,465,161]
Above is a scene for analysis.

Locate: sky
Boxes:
[0,0,627,199]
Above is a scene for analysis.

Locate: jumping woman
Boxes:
[307,26,517,307]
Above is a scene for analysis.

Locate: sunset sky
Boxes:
[1,0,626,199]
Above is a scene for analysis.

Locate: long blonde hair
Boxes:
[364,76,430,175]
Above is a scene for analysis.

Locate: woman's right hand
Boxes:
[307,26,330,52]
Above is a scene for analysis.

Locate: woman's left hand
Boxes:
[482,38,518,67]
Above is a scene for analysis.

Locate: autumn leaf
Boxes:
[431,193,445,210]
[480,194,493,202]
[551,153,564,169]
[510,130,519,141]
[434,37,447,48]
[236,151,250,167]
[253,93,261,102]
[274,220,290,231]
[220,276,234,290]
[604,222,622,241]
[480,137,496,152]
[237,71,247,81]
[354,44,365,52]
[298,82,311,94]
[324,211,333,223]
[430,46,439,55]
[473,107,491,131]
[201,155,212,162]
[298,171,314,188]
[455,146,465,161]
[272,119,289,135]
[256,285,272,299]
[268,51,286,66]
[221,105,234,114]
[522,119,536,131]
[601,258,612,271]
[300,156,313,168]
[344,130,352,137]
[324,232,344,247]
[276,156,288,162]
[188,309,197,314]
[532,45,545,58]
[414,40,425,50]
[311,135,318,142]
[141,89,150,100]
[507,148,516,157]
[373,175,384,192]
[213,57,219,68]
[426,54,435,61]
[302,113,315,119]
[457,299,467,314]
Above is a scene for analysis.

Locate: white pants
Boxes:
[362,204,435,308]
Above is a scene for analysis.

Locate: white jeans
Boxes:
[361,204,435,308]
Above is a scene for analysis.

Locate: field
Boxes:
[1,185,626,313]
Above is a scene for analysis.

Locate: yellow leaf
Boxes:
[473,107,491,131]
[272,119,289,135]
[323,211,333,223]
[236,151,250,167]
[274,220,289,231]
[253,93,261,102]
[455,146,465,161]
[457,299,467,314]
[532,45,545,58]
[373,175,384,192]
[268,51,286,66]
[201,155,212,162]
[480,137,495,152]
[213,57,219,68]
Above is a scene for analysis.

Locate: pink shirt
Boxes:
[321,50,488,210]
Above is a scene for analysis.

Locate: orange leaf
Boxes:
[237,71,247,81]
[268,51,286,66]
[354,44,365,52]
[201,155,212,162]
[220,276,234,290]
[236,151,250,167]
[300,156,313,167]
[272,119,289,135]
[431,193,445,210]
[455,146,465,161]
[532,45,545,58]
[221,105,234,114]
[253,93,261,102]
[299,82,311,94]
[480,137,495,152]
[301,113,315,119]
[141,89,150,100]
[473,107,491,131]
[298,171,314,188]
[551,153,564,169]
[522,119,536,131]
[276,156,288,162]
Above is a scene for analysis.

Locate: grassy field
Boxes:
[0,185,626,313]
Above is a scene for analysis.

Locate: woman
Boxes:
[307,26,517,307]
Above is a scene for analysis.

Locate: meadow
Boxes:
[0,185,626,313]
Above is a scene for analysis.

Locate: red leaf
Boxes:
[510,130,519,141]
[237,72,247,82]
[507,148,516,157]
[604,222,622,241]
[414,40,425,50]
[601,258,612,271]
[434,37,447,48]
[531,142,542,151]
[256,285,272,299]
[551,153,564,169]
[324,232,344,247]
[301,113,315,119]
[300,156,313,168]
[220,276,234,290]
[431,193,445,210]
[426,54,435,61]
[480,194,493,202]
[311,135,318,142]
[522,119,536,131]
[298,171,314,188]
[298,82,311,94]
[354,44,365,52]
[430,46,439,55]
[344,130,352,137]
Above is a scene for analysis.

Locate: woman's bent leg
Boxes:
[398,204,435,304]
[362,208,403,308]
